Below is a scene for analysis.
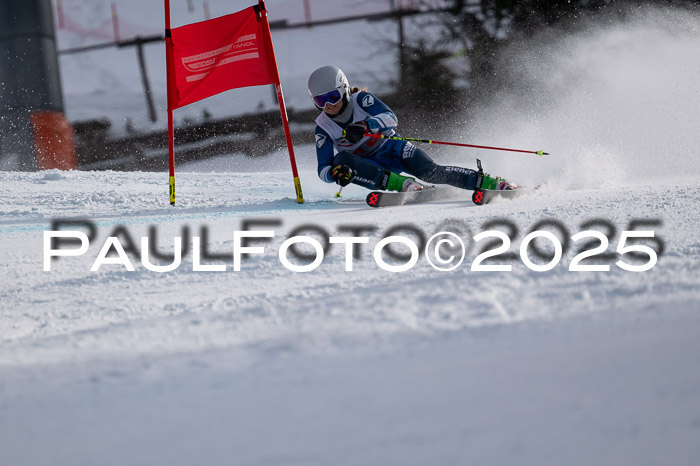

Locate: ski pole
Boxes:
[363,133,550,156]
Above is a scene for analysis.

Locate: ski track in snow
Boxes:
[1,169,698,369]
[1,168,699,465]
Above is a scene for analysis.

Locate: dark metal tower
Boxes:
[0,0,76,170]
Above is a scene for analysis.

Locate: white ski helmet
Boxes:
[308,65,350,110]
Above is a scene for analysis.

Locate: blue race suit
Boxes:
[314,91,479,191]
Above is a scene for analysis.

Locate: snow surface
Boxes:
[1,2,700,465]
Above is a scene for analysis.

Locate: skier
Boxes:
[308,65,515,193]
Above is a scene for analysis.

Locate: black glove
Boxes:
[331,164,357,187]
[343,121,368,144]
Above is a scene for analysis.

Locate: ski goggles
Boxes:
[311,88,343,108]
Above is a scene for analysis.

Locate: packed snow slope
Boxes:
[1,4,700,466]
[1,167,699,466]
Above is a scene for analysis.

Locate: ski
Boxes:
[365,186,448,208]
[365,185,535,208]
[471,188,529,205]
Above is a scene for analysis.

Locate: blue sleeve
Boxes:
[356,91,398,133]
[315,126,335,183]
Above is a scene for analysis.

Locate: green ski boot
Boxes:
[386,172,424,192]
[481,174,516,190]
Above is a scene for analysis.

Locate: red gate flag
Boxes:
[167,6,276,109]
[164,0,303,206]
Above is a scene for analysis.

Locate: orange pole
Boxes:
[30,112,78,170]
[111,3,120,42]
[56,0,65,29]
[303,0,311,27]
[203,1,211,20]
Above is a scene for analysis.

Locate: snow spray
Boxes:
[453,5,700,190]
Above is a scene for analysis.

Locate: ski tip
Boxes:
[536,150,550,156]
